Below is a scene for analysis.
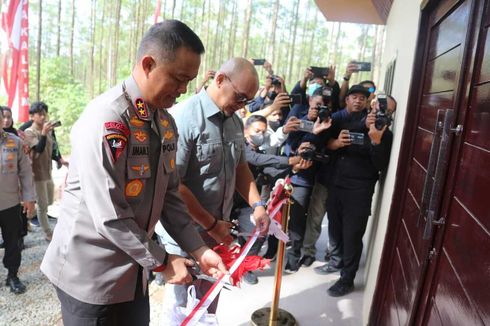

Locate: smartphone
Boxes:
[377,93,388,114]
[351,61,371,72]
[51,120,62,128]
[349,132,365,145]
[288,94,302,105]
[298,120,314,133]
[252,58,266,65]
[310,66,329,78]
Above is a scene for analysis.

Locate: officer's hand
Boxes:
[271,93,291,111]
[22,201,35,218]
[252,206,270,236]
[208,220,234,246]
[162,254,195,284]
[333,129,352,149]
[191,246,228,279]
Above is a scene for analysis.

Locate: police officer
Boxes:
[0,109,36,294]
[41,20,227,326]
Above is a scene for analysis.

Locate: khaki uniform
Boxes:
[41,76,204,305]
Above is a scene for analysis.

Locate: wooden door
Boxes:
[370,0,490,325]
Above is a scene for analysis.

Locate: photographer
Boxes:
[248,74,286,113]
[314,85,393,297]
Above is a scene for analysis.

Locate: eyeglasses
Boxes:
[224,75,254,104]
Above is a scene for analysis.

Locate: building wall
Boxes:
[362,0,423,323]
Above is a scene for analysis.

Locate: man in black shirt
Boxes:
[315,85,393,297]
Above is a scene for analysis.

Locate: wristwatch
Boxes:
[251,200,266,210]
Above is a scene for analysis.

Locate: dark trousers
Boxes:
[326,185,374,283]
[55,277,150,326]
[0,204,22,275]
[286,185,313,264]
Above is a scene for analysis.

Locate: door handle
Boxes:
[423,109,455,239]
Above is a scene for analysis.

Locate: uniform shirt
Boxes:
[171,88,246,221]
[0,131,35,211]
[41,75,204,305]
[24,124,53,182]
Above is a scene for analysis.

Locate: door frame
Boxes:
[368,0,479,324]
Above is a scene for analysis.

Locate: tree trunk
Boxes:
[242,0,253,58]
[69,0,75,76]
[269,0,279,66]
[111,0,122,86]
[211,1,223,69]
[332,22,342,67]
[227,0,238,59]
[36,0,43,101]
[56,0,61,57]
[306,11,318,65]
[89,0,96,98]
[287,0,301,82]
[98,0,107,93]
[171,0,176,19]
[203,0,211,73]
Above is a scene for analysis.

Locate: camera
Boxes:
[299,146,330,163]
[375,93,392,130]
[271,75,282,86]
[316,105,330,122]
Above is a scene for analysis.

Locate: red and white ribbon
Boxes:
[181,228,261,326]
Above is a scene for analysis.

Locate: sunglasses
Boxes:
[225,75,254,104]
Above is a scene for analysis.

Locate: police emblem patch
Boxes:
[163,130,174,140]
[105,133,127,162]
[134,130,148,143]
[125,179,143,197]
[5,138,16,148]
[160,119,170,128]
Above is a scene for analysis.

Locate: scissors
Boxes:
[187,260,234,291]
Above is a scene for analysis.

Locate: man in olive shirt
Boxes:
[41,20,226,326]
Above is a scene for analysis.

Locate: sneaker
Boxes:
[314,263,342,275]
[47,214,57,220]
[285,259,300,273]
[243,271,258,285]
[6,275,26,294]
[30,216,40,227]
[299,255,316,267]
[327,279,354,297]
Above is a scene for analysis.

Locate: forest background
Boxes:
[1,0,384,154]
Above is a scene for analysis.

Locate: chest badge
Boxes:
[125,179,143,197]
[131,164,150,176]
[130,116,145,128]
[134,130,148,143]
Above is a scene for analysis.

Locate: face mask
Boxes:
[268,120,281,131]
[307,83,322,97]
[249,133,265,147]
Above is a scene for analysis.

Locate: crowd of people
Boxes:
[0,19,396,325]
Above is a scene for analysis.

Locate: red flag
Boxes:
[1,0,29,122]
[153,0,161,24]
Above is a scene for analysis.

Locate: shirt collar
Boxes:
[198,88,223,119]
[123,75,154,121]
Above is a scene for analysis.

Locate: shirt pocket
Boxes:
[230,139,245,166]
[196,141,223,175]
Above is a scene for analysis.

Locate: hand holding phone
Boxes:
[310,66,329,78]
[288,94,302,105]
[51,120,62,128]
[351,61,371,72]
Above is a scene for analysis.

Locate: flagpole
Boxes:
[251,181,297,326]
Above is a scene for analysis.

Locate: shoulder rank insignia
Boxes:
[125,179,143,197]
[135,98,149,119]
[160,118,170,128]
[105,133,127,162]
[105,121,130,137]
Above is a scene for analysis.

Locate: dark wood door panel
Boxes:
[443,199,490,322]
[476,29,490,82]
[398,219,423,288]
[407,159,427,205]
[431,0,464,28]
[426,299,445,326]
[431,249,485,325]
[379,277,401,326]
[425,46,464,93]
[419,93,454,131]
[393,249,410,325]
[402,191,426,263]
[413,127,434,169]
[466,82,490,149]
[428,0,470,59]
[453,143,490,226]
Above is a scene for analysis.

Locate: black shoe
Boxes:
[243,271,258,285]
[299,255,316,267]
[18,238,25,250]
[285,259,300,273]
[0,241,4,249]
[6,275,26,294]
[327,279,354,297]
[314,263,342,275]
[47,214,56,220]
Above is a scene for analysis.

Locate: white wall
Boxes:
[362,0,423,323]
